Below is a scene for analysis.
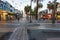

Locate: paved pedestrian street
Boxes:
[0,17,28,40]
[1,0,60,40]
[0,17,60,40]
[9,27,28,40]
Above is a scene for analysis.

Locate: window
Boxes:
[10,5,12,7]
[10,10,12,12]
[1,4,3,6]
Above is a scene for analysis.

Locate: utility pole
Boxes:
[52,0,57,24]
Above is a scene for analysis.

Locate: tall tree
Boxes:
[34,3,43,20]
[47,1,59,23]
[47,1,58,11]
[24,5,31,14]
[24,5,32,23]
[32,0,43,20]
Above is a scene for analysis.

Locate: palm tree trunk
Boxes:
[36,0,38,20]
[52,9,55,23]
[52,0,57,24]
[30,0,32,23]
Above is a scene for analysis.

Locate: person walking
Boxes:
[17,17,20,22]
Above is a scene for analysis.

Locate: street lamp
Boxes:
[52,0,57,24]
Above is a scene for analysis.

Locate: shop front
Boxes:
[0,10,8,21]
[8,12,16,20]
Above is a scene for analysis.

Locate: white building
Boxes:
[57,3,60,12]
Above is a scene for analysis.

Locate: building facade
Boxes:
[0,0,21,21]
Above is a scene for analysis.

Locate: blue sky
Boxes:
[3,0,60,11]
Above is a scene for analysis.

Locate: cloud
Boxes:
[5,0,30,10]
[5,0,60,11]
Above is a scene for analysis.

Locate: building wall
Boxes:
[0,1,15,13]
[0,1,14,21]
[0,0,22,21]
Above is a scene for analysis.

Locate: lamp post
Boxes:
[52,0,57,24]
[30,0,32,23]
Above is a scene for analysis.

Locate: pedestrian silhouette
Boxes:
[17,17,20,22]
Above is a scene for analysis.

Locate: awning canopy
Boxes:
[0,9,15,15]
[0,9,7,13]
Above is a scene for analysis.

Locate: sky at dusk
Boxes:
[2,0,60,11]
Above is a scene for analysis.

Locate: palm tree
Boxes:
[24,5,32,22]
[32,0,43,20]
[47,1,58,23]
[34,3,43,13]
[34,3,43,20]
[47,1,58,11]
[24,5,31,14]
[47,1,54,10]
